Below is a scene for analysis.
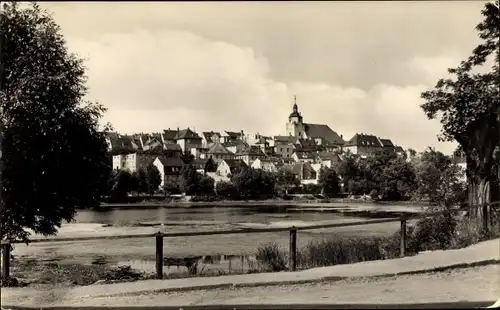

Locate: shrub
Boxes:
[318,168,341,197]
[303,184,321,194]
[190,195,219,202]
[215,181,239,200]
[232,168,276,199]
[298,236,387,268]
[254,212,499,275]
[449,215,500,249]
[255,243,288,272]
[164,182,182,195]
[409,214,458,252]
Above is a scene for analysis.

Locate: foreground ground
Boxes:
[2,265,498,307]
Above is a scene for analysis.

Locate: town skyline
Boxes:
[39,1,488,155]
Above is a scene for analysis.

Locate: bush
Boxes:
[190,195,220,202]
[298,236,388,268]
[302,184,321,194]
[215,181,239,200]
[164,182,182,195]
[318,168,341,197]
[232,168,276,199]
[409,214,458,252]
[255,243,288,272]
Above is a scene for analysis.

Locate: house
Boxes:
[142,133,164,153]
[190,147,208,159]
[105,132,122,151]
[235,145,266,165]
[112,154,126,170]
[294,138,319,153]
[216,159,248,179]
[291,162,318,185]
[163,143,183,157]
[192,158,217,174]
[201,131,221,148]
[251,158,279,173]
[175,128,202,154]
[153,156,184,188]
[248,133,272,147]
[273,136,296,158]
[162,128,179,145]
[223,140,248,154]
[314,138,342,152]
[121,135,142,152]
[379,138,395,150]
[204,142,235,163]
[292,151,316,163]
[254,136,270,153]
[282,157,295,166]
[220,130,245,144]
[394,146,405,156]
[343,133,383,156]
[317,151,342,168]
[115,152,155,173]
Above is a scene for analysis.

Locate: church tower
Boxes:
[286,95,305,137]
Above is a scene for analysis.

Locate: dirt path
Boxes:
[2,265,498,307]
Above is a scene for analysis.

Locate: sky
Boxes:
[40,1,488,154]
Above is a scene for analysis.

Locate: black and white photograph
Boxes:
[0,1,499,309]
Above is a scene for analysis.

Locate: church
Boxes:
[285,96,345,148]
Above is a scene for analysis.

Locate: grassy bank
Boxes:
[256,214,500,272]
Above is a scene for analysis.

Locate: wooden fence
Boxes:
[1,201,499,281]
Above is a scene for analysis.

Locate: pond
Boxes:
[12,203,422,277]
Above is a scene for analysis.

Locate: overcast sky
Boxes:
[40,1,488,154]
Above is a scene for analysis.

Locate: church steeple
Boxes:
[286,95,305,137]
[289,95,302,123]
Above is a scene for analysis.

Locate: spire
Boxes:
[293,95,298,112]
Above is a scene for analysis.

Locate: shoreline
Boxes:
[96,199,430,210]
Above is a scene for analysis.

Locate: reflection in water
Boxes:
[117,253,258,276]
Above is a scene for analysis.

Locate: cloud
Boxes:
[66,28,459,154]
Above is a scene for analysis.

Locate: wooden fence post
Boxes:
[483,204,490,235]
[1,240,10,281]
[289,227,297,272]
[155,232,164,279]
[400,218,407,258]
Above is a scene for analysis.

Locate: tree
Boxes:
[178,164,214,196]
[318,167,340,197]
[407,148,417,158]
[420,1,500,218]
[362,151,416,201]
[130,171,139,193]
[275,167,299,194]
[413,148,467,207]
[135,168,148,194]
[145,164,161,195]
[231,168,276,199]
[110,170,134,200]
[180,152,195,165]
[215,181,239,200]
[335,151,361,193]
[179,164,200,195]
[198,174,215,196]
[0,3,112,241]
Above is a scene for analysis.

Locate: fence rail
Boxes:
[1,200,499,281]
